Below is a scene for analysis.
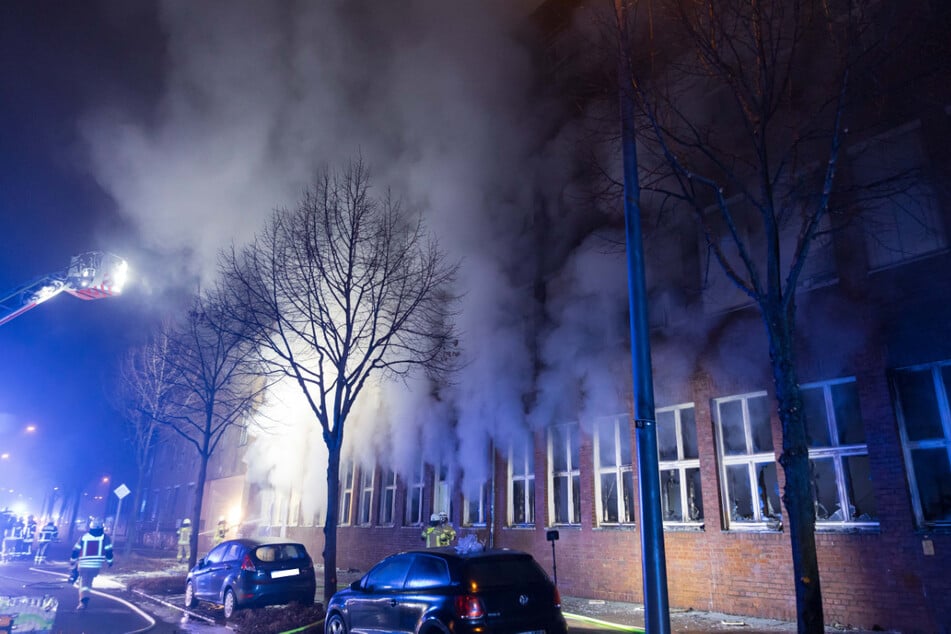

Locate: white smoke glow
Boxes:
[82,1,622,519]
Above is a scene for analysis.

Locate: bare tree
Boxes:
[113,326,177,555]
[607,0,878,630]
[157,290,268,568]
[221,158,458,601]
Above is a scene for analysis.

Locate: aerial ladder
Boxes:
[0,251,129,327]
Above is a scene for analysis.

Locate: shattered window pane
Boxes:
[657,410,678,460]
[720,399,747,455]
[896,369,943,441]
[553,476,569,523]
[601,473,619,523]
[686,468,703,521]
[803,386,832,447]
[911,448,951,524]
[832,381,865,445]
[661,469,682,521]
[749,395,773,453]
[844,454,877,521]
[726,464,755,522]
[811,458,839,520]
[682,407,699,459]
[513,480,527,525]
[757,462,782,521]
[622,471,636,523]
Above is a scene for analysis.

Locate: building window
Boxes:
[379,469,397,526]
[339,461,354,526]
[434,462,452,518]
[508,437,535,526]
[852,121,947,271]
[594,414,635,525]
[714,392,782,529]
[657,404,704,526]
[357,467,374,526]
[464,480,490,527]
[548,422,581,526]
[892,361,951,528]
[405,460,425,526]
[802,378,878,526]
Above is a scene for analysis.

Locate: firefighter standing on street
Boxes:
[69,517,114,611]
[421,512,456,547]
[176,518,192,563]
[34,519,58,564]
[212,517,228,546]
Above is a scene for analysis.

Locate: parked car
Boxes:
[324,547,567,634]
[185,538,316,619]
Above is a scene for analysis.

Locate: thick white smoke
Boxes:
[82,0,623,517]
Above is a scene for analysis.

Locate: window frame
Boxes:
[548,422,581,526]
[656,403,704,528]
[357,466,375,526]
[507,439,535,527]
[801,377,878,529]
[339,460,355,527]
[713,391,782,530]
[892,360,951,529]
[593,414,636,526]
[405,459,425,527]
[379,469,397,526]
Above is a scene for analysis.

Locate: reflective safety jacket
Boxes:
[38,523,58,543]
[70,528,114,570]
[177,524,192,546]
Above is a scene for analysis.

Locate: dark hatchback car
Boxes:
[185,538,317,618]
[325,547,567,634]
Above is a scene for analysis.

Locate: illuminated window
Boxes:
[339,461,354,526]
[379,469,397,526]
[593,414,635,525]
[508,437,535,526]
[464,480,490,527]
[892,361,951,528]
[548,422,581,526]
[657,404,704,526]
[357,467,374,526]
[434,462,453,518]
[802,378,877,527]
[405,460,425,526]
[714,392,782,529]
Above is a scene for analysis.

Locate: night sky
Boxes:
[0,2,168,514]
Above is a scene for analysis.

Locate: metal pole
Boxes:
[615,2,671,632]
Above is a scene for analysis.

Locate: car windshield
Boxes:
[467,557,548,589]
[253,544,308,562]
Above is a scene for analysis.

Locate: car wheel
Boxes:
[326,612,348,634]
[184,581,197,608]
[222,588,237,619]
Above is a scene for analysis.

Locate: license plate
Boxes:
[271,568,299,579]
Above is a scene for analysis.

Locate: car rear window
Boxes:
[254,544,308,562]
[466,557,548,588]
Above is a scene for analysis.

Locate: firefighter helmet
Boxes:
[88,517,103,529]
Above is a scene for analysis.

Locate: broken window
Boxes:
[358,467,374,526]
[404,459,425,527]
[549,422,581,525]
[594,414,636,525]
[802,378,878,526]
[893,361,951,528]
[339,460,355,526]
[508,436,536,526]
[657,404,704,526]
[715,392,782,528]
[379,469,397,526]
[434,461,453,520]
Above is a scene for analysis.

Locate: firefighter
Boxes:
[69,517,114,611]
[212,517,228,546]
[23,516,37,557]
[34,519,58,564]
[176,518,192,563]
[421,512,456,548]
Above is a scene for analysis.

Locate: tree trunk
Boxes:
[191,455,209,569]
[323,444,341,604]
[764,306,824,633]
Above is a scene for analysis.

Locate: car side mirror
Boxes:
[351,580,362,591]
[197,558,205,568]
